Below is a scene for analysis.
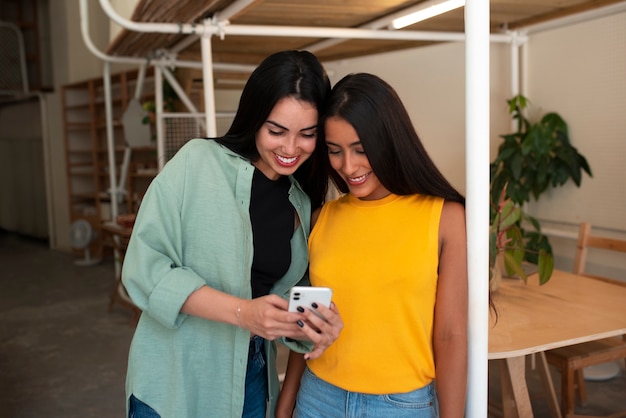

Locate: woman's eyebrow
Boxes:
[300,124,318,132]
[266,120,317,132]
[266,120,288,130]
[326,140,362,147]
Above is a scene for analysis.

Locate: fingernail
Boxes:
[311,302,318,309]
[297,320,304,327]
[297,306,305,313]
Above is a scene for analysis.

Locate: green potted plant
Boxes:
[490,95,592,206]
[490,185,554,287]
[489,95,592,286]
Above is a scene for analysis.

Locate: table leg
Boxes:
[536,352,563,418]
[499,356,534,418]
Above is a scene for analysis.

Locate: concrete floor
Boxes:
[1,230,624,417]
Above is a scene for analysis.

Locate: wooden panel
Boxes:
[105,0,626,66]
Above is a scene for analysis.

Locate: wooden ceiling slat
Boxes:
[105,0,625,65]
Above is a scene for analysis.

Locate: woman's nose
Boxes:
[282,135,297,155]
[341,153,356,175]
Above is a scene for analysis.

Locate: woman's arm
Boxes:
[182,283,342,347]
[433,200,468,418]
[181,286,306,340]
[273,303,342,416]
[275,351,307,418]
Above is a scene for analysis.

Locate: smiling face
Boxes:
[253,96,318,180]
[325,116,391,201]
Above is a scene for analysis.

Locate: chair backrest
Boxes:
[573,222,626,282]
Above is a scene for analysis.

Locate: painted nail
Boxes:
[297,306,305,313]
[311,303,318,309]
[297,320,304,327]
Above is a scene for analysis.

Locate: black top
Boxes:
[249,168,294,298]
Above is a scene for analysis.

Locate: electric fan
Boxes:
[69,219,102,266]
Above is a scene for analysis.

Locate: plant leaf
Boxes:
[499,201,521,229]
[537,250,555,285]
[503,251,528,283]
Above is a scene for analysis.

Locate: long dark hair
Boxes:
[322,73,464,205]
[214,50,331,210]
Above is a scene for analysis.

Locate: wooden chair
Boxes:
[102,221,141,326]
[545,222,626,417]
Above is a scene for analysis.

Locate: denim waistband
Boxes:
[249,335,264,357]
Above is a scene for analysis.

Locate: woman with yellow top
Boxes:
[276,73,468,418]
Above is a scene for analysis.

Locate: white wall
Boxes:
[44,0,112,251]
[109,0,139,40]
[0,100,48,239]
[523,11,626,278]
[324,41,512,195]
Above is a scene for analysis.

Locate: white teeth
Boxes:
[349,174,367,182]
[276,154,297,164]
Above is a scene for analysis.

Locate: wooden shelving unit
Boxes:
[62,68,157,258]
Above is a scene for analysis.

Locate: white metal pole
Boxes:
[160,65,206,133]
[520,38,529,100]
[465,0,490,416]
[201,27,217,137]
[116,64,149,200]
[155,66,166,170]
[133,63,147,99]
[103,61,119,221]
[510,33,520,98]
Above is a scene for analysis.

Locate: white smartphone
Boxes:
[288,286,332,315]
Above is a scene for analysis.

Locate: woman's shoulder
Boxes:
[439,200,466,237]
[173,139,246,167]
[179,138,224,157]
[441,199,465,217]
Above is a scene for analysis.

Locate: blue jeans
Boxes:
[129,395,160,418]
[128,336,268,418]
[294,367,439,418]
[243,335,268,418]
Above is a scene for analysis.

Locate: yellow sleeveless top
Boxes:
[307,192,443,393]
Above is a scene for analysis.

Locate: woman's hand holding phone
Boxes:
[288,286,343,359]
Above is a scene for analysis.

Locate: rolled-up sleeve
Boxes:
[122,149,206,329]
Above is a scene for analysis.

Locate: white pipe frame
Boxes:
[102,62,118,221]
[465,1,490,416]
[117,63,149,203]
[201,27,217,137]
[98,0,513,44]
[154,66,166,170]
[159,64,206,133]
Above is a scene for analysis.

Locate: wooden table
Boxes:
[488,270,626,418]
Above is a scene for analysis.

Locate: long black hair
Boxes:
[322,73,464,205]
[214,50,331,210]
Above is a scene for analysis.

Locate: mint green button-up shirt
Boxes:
[122,139,312,418]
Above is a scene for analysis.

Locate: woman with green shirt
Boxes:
[122,50,343,418]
